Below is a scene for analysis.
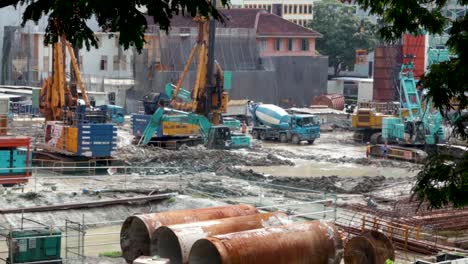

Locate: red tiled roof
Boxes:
[146,8,322,38]
[256,12,322,38]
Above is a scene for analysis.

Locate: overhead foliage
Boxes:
[310,0,378,76]
[354,0,468,208]
[0,0,229,51]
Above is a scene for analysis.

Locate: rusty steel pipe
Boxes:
[153,212,290,264]
[344,230,395,264]
[312,94,345,110]
[189,220,344,264]
[120,204,258,263]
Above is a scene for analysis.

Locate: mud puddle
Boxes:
[243,160,417,178]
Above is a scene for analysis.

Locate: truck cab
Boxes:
[290,114,321,144]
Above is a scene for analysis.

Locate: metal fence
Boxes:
[0,164,338,263]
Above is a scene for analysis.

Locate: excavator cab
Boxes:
[206,126,232,149]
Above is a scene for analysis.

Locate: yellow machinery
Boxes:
[351,102,398,143]
[39,36,89,122]
[38,36,117,158]
[169,16,228,125]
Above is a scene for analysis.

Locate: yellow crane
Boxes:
[39,36,89,123]
[169,15,228,125]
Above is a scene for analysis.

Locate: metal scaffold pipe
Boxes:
[153,212,290,264]
[120,204,258,263]
[189,220,344,264]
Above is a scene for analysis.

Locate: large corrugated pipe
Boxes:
[153,212,290,264]
[344,230,395,264]
[189,220,344,264]
[312,94,345,110]
[120,204,258,263]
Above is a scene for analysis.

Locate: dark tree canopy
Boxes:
[355,0,468,208]
[310,0,378,76]
[0,0,229,51]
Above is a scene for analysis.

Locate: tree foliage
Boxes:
[310,0,378,76]
[0,0,229,51]
[354,0,468,208]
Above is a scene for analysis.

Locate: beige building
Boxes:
[241,0,318,27]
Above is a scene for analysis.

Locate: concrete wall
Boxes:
[327,80,344,95]
[36,33,133,80]
[357,82,373,102]
[130,49,328,113]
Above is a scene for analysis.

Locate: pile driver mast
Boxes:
[169,1,228,125]
[39,36,89,123]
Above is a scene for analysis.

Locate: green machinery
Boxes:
[138,108,251,149]
[382,60,445,146]
[7,228,62,264]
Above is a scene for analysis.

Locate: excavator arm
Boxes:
[138,108,213,146]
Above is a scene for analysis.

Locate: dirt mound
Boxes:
[116,145,293,174]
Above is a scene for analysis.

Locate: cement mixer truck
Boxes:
[249,102,320,144]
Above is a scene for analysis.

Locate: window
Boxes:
[121,55,127,71]
[267,5,271,12]
[275,38,282,51]
[260,39,267,51]
[113,55,120,71]
[308,5,312,14]
[288,38,293,51]
[294,5,297,13]
[289,5,292,14]
[275,39,282,51]
[43,56,49,72]
[301,39,310,51]
[100,55,108,70]
[299,5,302,14]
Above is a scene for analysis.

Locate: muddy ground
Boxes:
[0,125,447,263]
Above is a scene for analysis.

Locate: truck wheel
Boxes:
[307,139,315,145]
[291,135,300,144]
[370,132,382,144]
[279,133,287,143]
[252,130,259,139]
[260,131,267,140]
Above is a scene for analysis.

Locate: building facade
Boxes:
[241,0,318,27]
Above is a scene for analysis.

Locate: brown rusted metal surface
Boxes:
[0,114,7,135]
[373,45,402,102]
[189,221,343,264]
[153,212,290,264]
[312,94,345,110]
[120,204,258,263]
[344,230,395,264]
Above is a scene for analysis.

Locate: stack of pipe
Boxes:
[120,204,258,263]
[153,212,291,264]
[122,204,346,264]
[188,221,344,264]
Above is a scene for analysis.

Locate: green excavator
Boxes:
[137,108,250,149]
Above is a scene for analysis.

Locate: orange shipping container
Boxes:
[402,34,426,79]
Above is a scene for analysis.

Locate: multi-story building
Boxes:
[241,0,318,27]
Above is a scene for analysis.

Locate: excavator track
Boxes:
[370,144,428,163]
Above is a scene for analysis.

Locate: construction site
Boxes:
[0,1,467,264]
